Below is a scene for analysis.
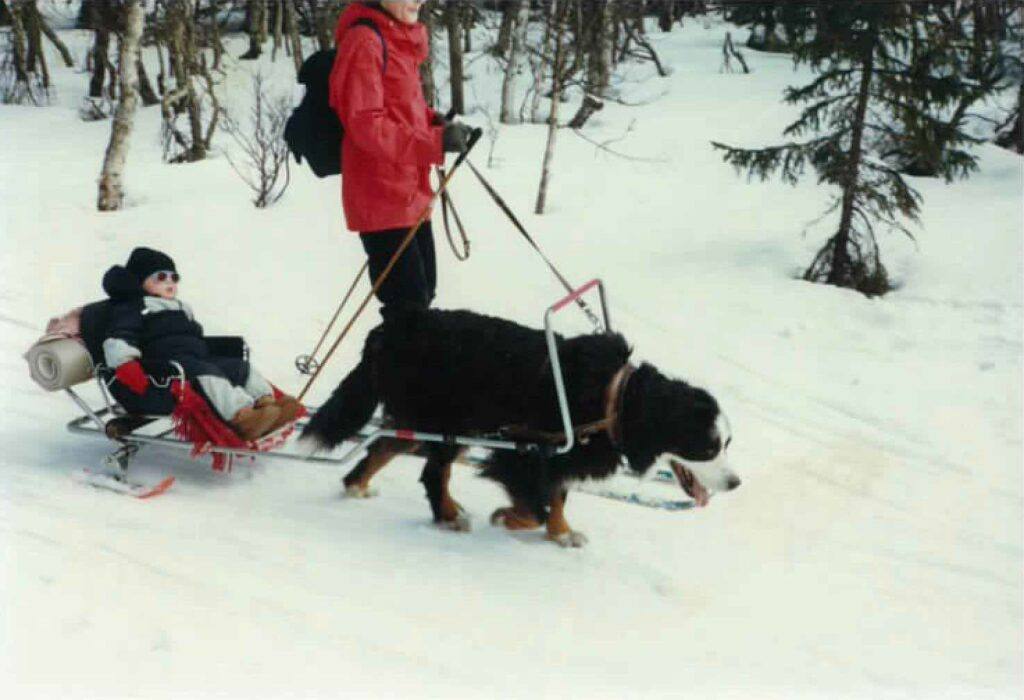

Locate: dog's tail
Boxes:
[300,354,379,453]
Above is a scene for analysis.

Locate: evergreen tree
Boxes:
[874,2,1001,179]
[713,3,933,296]
[725,1,812,54]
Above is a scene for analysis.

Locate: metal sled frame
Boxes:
[333,278,612,468]
[62,362,345,473]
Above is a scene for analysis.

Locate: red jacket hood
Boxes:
[334,2,429,64]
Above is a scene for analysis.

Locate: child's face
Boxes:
[381,0,424,25]
[142,271,178,299]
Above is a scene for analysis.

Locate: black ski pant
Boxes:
[360,220,436,319]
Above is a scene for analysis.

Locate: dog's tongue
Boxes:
[671,460,710,507]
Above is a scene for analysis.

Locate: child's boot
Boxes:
[231,404,281,441]
[276,393,303,421]
[266,394,302,433]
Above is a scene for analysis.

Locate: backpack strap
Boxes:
[350,17,387,76]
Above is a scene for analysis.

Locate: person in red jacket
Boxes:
[329,0,472,318]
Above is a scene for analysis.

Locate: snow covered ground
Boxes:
[1,15,1021,700]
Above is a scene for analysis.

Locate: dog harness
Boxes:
[501,362,636,450]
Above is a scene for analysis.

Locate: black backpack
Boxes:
[284,18,386,178]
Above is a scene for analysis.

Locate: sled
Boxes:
[25,324,313,493]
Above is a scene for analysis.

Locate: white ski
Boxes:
[73,470,175,499]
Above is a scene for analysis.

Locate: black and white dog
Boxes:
[302,307,739,547]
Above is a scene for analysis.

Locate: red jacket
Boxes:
[329,2,443,233]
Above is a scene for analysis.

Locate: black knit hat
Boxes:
[125,247,176,281]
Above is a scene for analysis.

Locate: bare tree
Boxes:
[97,0,144,211]
[419,0,438,107]
[445,0,465,113]
[492,0,517,57]
[159,0,221,162]
[720,31,749,73]
[26,1,74,68]
[526,0,555,124]
[284,0,304,74]
[0,0,48,104]
[241,0,268,59]
[499,0,528,123]
[222,73,292,207]
[535,0,571,214]
[306,0,333,52]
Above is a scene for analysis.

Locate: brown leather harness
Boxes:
[500,363,636,450]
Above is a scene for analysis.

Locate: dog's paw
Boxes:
[437,510,472,533]
[490,507,541,530]
[343,483,378,499]
[549,530,588,548]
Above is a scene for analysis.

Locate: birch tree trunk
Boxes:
[284,0,303,75]
[494,0,516,57]
[445,0,465,114]
[137,53,159,105]
[419,0,437,108]
[33,3,75,67]
[308,0,331,52]
[499,0,528,123]
[87,0,111,98]
[535,0,567,214]
[528,0,554,123]
[241,0,267,60]
[586,0,614,96]
[23,0,50,88]
[97,0,143,211]
[6,1,30,84]
[271,0,283,61]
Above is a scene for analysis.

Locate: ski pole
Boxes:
[297,128,484,402]
[294,260,368,375]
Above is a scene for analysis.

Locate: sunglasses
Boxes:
[149,271,180,283]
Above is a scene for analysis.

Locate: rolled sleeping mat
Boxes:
[24,335,95,391]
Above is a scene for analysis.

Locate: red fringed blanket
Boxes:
[170,381,305,471]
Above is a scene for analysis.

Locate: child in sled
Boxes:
[102,247,300,441]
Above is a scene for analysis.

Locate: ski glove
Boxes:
[115,360,149,396]
[442,122,474,153]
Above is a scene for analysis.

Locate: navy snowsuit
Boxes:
[101,265,272,421]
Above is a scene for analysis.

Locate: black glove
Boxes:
[432,107,458,126]
[442,122,474,154]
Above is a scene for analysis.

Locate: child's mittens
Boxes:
[115,360,149,395]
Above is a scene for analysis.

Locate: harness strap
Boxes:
[465,159,603,332]
[438,166,470,261]
[500,362,636,449]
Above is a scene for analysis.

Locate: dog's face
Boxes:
[656,399,741,507]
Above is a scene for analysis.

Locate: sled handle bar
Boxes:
[544,279,611,455]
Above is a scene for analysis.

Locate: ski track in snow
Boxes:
[1,13,1022,700]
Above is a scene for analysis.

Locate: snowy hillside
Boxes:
[1,14,1022,700]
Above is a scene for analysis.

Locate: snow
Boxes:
[1,16,1022,700]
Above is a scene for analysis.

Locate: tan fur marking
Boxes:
[352,438,419,490]
[545,490,571,540]
[491,500,542,530]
